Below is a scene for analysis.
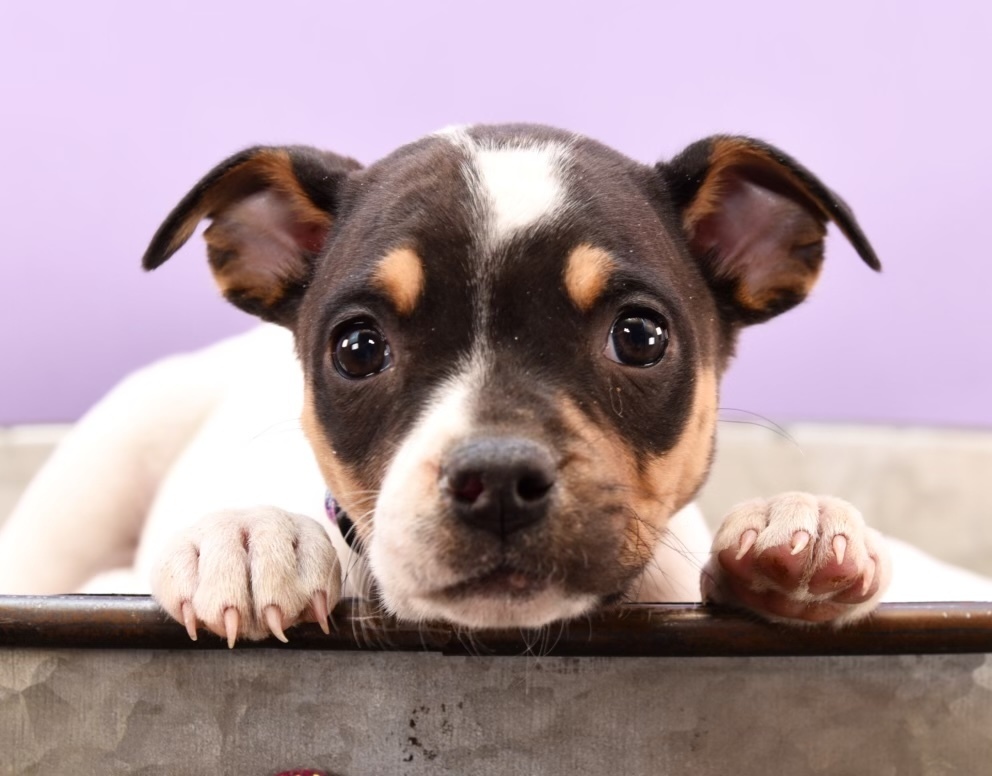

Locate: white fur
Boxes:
[631,503,715,603]
[369,362,479,603]
[151,505,340,641]
[0,327,357,595]
[473,144,568,246]
[437,126,571,252]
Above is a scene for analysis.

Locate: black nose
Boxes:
[443,437,556,536]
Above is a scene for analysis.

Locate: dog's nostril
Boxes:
[516,472,553,503]
[450,472,485,504]
[444,437,557,536]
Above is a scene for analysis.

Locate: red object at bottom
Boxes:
[274,770,329,776]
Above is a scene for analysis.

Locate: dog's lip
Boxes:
[438,564,549,600]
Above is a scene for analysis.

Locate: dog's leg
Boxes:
[0,345,233,594]
[151,507,341,646]
[882,537,992,602]
[701,492,891,624]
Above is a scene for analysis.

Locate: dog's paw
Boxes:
[701,492,890,625]
[151,507,341,646]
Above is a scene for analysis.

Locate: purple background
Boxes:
[1,2,990,427]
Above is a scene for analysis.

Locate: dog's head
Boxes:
[144,125,878,628]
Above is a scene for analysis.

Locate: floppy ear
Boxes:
[659,136,880,324]
[143,146,362,326]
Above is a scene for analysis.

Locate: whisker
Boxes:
[454,625,486,657]
[717,407,803,453]
[245,418,307,444]
[657,528,707,572]
[616,501,709,603]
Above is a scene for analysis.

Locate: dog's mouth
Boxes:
[439,563,550,601]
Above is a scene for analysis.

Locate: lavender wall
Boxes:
[1,2,990,427]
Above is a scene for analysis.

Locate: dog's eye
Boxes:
[332,320,392,379]
[605,310,669,366]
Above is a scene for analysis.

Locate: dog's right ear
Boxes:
[143,146,362,326]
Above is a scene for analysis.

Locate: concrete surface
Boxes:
[1,648,989,775]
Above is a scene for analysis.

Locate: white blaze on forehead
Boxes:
[474,144,568,241]
[434,125,571,248]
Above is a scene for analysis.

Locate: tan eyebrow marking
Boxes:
[563,244,616,312]
[373,247,425,316]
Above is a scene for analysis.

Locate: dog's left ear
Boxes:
[658,136,880,324]
[143,146,362,326]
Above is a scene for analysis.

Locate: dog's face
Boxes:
[144,125,878,628]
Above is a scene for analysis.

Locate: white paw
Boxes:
[701,492,890,625]
[151,507,341,646]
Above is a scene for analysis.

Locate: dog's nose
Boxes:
[443,437,556,536]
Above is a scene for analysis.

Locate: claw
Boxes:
[223,608,240,649]
[180,601,198,642]
[735,529,758,560]
[790,531,811,556]
[264,605,289,643]
[833,535,848,565]
[311,593,331,635]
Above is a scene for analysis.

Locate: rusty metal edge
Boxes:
[0,596,990,657]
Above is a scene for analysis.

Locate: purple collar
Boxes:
[324,493,361,552]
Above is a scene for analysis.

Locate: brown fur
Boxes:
[634,368,717,514]
[680,139,830,317]
[562,244,615,312]
[556,367,716,573]
[168,150,331,256]
[682,138,824,237]
[208,149,332,241]
[190,151,334,310]
[373,247,425,316]
[300,387,371,541]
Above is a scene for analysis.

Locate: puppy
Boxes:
[0,124,900,644]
